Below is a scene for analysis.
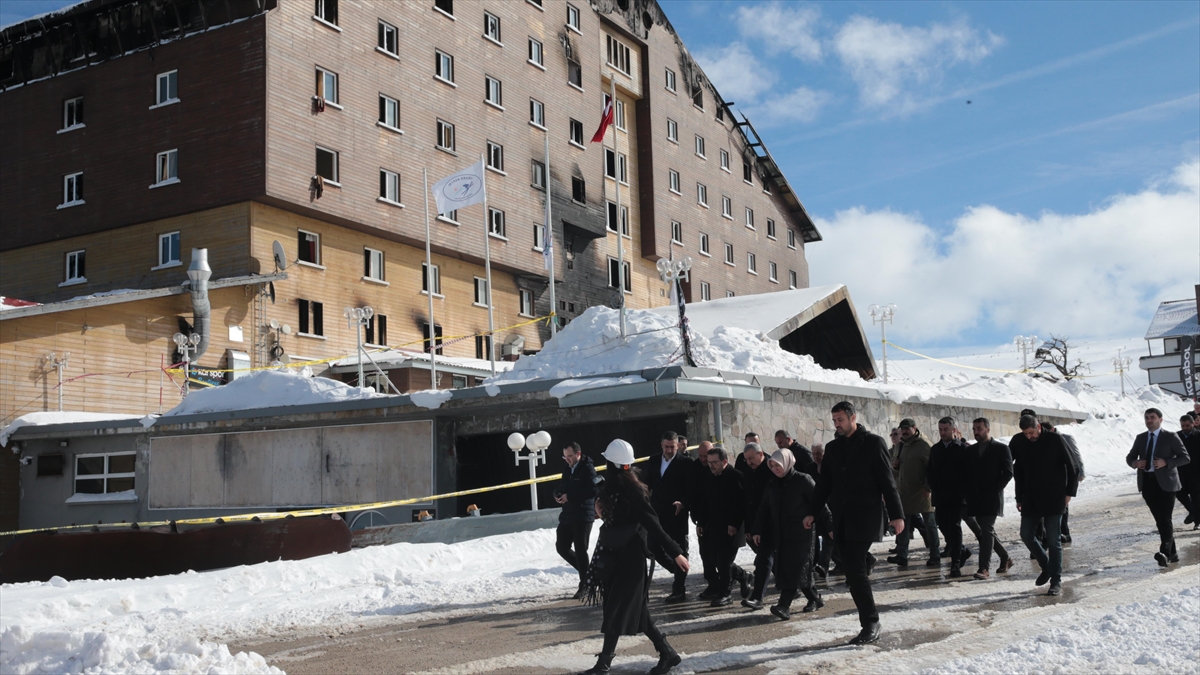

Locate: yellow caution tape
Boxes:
[0,455,650,537]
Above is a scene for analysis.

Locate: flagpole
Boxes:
[422,169,439,390]
[544,134,556,337]
[481,153,497,376]
[610,76,626,339]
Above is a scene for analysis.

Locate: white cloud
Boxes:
[808,159,1200,344]
[734,3,823,62]
[752,87,832,125]
[834,16,1004,111]
[694,42,777,103]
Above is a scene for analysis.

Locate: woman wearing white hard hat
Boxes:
[580,439,690,674]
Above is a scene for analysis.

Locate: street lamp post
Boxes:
[344,305,375,388]
[172,332,201,396]
[508,430,550,511]
[1112,350,1132,397]
[656,255,695,367]
[1014,335,1040,373]
[867,304,896,384]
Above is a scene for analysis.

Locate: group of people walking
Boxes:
[552,402,1195,674]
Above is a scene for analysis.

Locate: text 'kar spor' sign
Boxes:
[432,161,486,215]
[1182,336,1196,399]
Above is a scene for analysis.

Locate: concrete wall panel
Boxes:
[269,428,323,506]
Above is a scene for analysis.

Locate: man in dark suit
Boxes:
[554,442,598,599]
[1126,408,1191,566]
[694,444,747,607]
[643,430,693,602]
[928,416,972,577]
[740,441,775,610]
[965,417,1014,579]
[1012,414,1078,596]
[1176,414,1199,529]
[807,401,906,646]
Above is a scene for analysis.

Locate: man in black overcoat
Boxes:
[1176,413,1199,529]
[964,417,1013,579]
[807,401,906,646]
[1012,414,1078,596]
[694,444,747,607]
[555,442,599,598]
[643,430,692,602]
[739,441,775,609]
[928,416,972,577]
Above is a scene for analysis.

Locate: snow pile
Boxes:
[162,368,383,416]
[1,412,144,447]
[409,388,454,409]
[0,529,586,675]
[924,586,1200,674]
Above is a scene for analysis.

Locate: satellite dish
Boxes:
[281,324,293,335]
[268,281,276,304]
[278,353,291,364]
[272,241,287,271]
[269,318,280,330]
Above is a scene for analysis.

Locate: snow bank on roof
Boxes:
[162,369,383,417]
[332,349,512,374]
[0,412,143,447]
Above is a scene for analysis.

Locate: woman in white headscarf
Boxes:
[753,448,832,619]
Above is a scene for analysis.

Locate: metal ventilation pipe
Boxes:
[187,248,212,360]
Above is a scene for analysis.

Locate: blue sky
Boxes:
[5,1,1199,350]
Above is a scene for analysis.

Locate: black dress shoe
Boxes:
[648,640,681,675]
[1060,533,1072,544]
[1169,553,1180,563]
[827,566,845,576]
[958,547,972,567]
[1155,552,1169,567]
[664,591,687,604]
[583,653,614,674]
[1047,582,1062,596]
[886,555,909,568]
[739,572,752,599]
[710,594,732,607]
[697,587,720,600]
[1185,513,1195,525]
[849,622,881,645]
[770,604,791,620]
[802,596,824,613]
[814,565,827,579]
[741,598,764,610]
[949,567,962,578]
[1035,569,1051,586]
[925,558,941,568]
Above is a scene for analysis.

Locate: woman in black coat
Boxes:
[753,448,832,620]
[582,439,690,675]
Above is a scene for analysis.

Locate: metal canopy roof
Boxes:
[1145,298,1200,340]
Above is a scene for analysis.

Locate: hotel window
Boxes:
[365,314,387,346]
[422,262,441,295]
[485,76,503,107]
[608,257,631,292]
[724,243,734,265]
[489,207,506,237]
[691,84,703,109]
[743,161,753,184]
[569,118,584,146]
[158,231,181,267]
[726,290,735,298]
[487,141,504,171]
[61,171,83,206]
[695,135,705,158]
[666,118,678,142]
[766,219,776,239]
[716,105,725,122]
[441,209,458,223]
[529,98,546,128]
[533,224,546,250]
[605,149,626,180]
[747,252,757,274]
[520,289,534,317]
[566,3,580,31]
[298,299,324,336]
[531,159,546,189]
[606,201,629,236]
[437,119,455,151]
[720,149,729,171]
[315,67,338,104]
[378,94,401,130]
[721,196,732,218]
[155,70,178,106]
[435,50,455,84]
[700,282,710,301]
[74,453,135,495]
[572,177,586,203]
[789,270,797,289]
[528,38,544,67]
[568,60,582,88]
[64,249,86,283]
[62,97,83,129]
[769,261,778,282]
[606,35,630,74]
[297,230,321,265]
[483,12,501,43]
[379,168,401,204]
[474,335,491,360]
[668,169,680,194]
[614,98,627,130]
[787,228,796,249]
[745,208,754,229]
[671,220,682,244]
[364,247,385,281]
[699,233,710,256]
[314,0,337,25]
[474,277,490,306]
[665,68,676,92]
[378,20,398,56]
[315,146,338,183]
[697,183,707,206]
[154,149,179,185]
[434,0,453,17]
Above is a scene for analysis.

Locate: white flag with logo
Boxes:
[543,223,554,272]
[431,161,486,215]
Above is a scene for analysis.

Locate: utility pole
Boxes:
[1014,335,1040,372]
[1112,350,1132,397]
[868,304,895,384]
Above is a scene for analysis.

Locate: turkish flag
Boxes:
[590,97,614,143]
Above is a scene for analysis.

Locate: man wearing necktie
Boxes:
[1126,408,1191,567]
